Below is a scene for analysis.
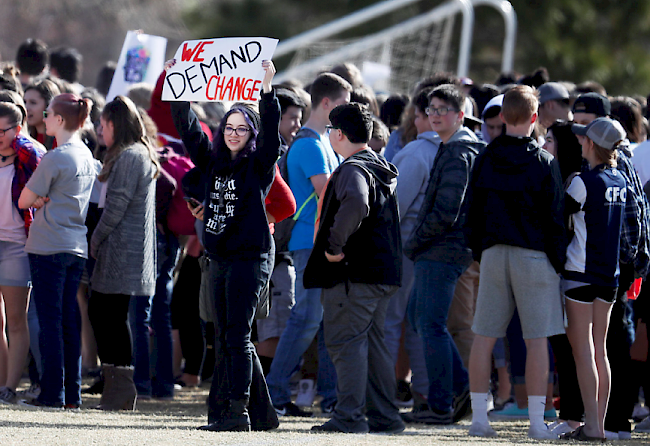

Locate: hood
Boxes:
[416,131,442,147]
[481,94,504,143]
[447,126,480,145]
[346,149,398,192]
[486,134,543,173]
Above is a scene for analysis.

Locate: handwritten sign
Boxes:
[162,37,278,103]
[106,31,167,102]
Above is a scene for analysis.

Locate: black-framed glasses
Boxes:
[222,125,251,137]
[0,125,17,137]
[325,125,339,135]
[425,106,458,116]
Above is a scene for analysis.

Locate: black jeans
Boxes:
[89,292,132,367]
[171,255,205,376]
[205,254,277,428]
[549,333,584,422]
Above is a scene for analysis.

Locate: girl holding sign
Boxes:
[170,59,280,432]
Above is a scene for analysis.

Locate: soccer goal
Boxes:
[274,0,516,95]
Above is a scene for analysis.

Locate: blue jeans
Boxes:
[266,248,337,408]
[28,252,85,406]
[408,260,468,412]
[130,230,179,397]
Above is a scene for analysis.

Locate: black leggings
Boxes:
[88,292,132,367]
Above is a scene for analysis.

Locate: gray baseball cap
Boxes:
[538,82,570,104]
[571,117,626,149]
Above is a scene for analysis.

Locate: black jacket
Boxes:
[171,91,281,260]
[403,128,485,265]
[465,134,567,272]
[303,149,402,289]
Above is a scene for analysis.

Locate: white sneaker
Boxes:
[528,424,558,439]
[635,416,650,433]
[469,422,497,437]
[548,420,576,435]
[294,379,316,407]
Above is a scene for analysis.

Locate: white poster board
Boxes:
[162,37,279,103]
[106,31,167,102]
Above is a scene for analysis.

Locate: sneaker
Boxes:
[605,429,631,440]
[294,379,316,407]
[401,408,453,425]
[633,403,650,422]
[452,385,471,422]
[0,386,17,404]
[490,401,529,419]
[544,406,558,420]
[618,430,632,440]
[18,398,63,410]
[311,419,369,434]
[468,422,497,437]
[273,402,313,417]
[369,419,406,434]
[548,420,577,435]
[635,416,650,433]
[493,396,512,412]
[528,423,558,439]
[395,380,414,408]
[321,402,335,417]
[21,383,41,399]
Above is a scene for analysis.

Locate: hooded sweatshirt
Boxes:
[466,134,567,272]
[303,149,402,289]
[392,131,441,241]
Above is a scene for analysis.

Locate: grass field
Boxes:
[1,382,649,445]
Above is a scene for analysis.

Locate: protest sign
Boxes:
[106,31,167,102]
[162,37,279,103]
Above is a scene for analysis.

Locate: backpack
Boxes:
[273,127,320,253]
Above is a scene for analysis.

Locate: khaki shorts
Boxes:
[472,245,565,339]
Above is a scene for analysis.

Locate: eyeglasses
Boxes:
[43,110,53,118]
[325,125,339,135]
[425,106,458,116]
[0,125,17,137]
[222,125,251,137]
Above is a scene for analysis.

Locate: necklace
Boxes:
[0,153,16,163]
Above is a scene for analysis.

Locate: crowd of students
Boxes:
[0,37,650,441]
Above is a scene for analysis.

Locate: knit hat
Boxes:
[572,117,626,150]
[231,104,261,134]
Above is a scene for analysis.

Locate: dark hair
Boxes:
[610,96,645,144]
[380,94,408,130]
[547,120,584,183]
[81,87,106,125]
[329,102,372,144]
[495,71,520,86]
[0,90,28,126]
[575,81,606,97]
[99,96,160,181]
[50,47,83,83]
[50,93,91,131]
[24,79,61,108]
[0,64,23,95]
[276,88,305,115]
[310,73,352,110]
[413,87,434,115]
[329,63,363,89]
[15,39,49,76]
[518,67,549,89]
[428,84,465,112]
[371,116,390,145]
[95,61,117,97]
[350,85,379,117]
[212,107,259,173]
[413,73,460,95]
[0,102,23,128]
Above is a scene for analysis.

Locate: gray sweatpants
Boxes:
[321,281,402,432]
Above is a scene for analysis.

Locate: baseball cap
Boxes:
[572,93,610,117]
[571,117,626,150]
[538,82,570,104]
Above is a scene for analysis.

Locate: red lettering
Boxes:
[251,80,261,100]
[241,78,253,101]
[222,77,234,101]
[181,42,200,62]
[233,77,245,101]
[206,75,225,101]
[193,41,213,62]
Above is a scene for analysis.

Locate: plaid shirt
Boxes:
[11,135,45,235]
[617,148,650,279]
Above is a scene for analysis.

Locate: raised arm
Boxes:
[255,61,282,172]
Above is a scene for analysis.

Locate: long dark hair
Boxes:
[212,106,258,174]
[99,95,160,181]
[548,120,583,183]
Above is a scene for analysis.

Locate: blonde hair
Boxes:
[592,142,618,168]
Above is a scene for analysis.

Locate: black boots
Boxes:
[96,365,137,411]
[199,399,251,432]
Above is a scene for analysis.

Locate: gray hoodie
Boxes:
[392,131,442,242]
